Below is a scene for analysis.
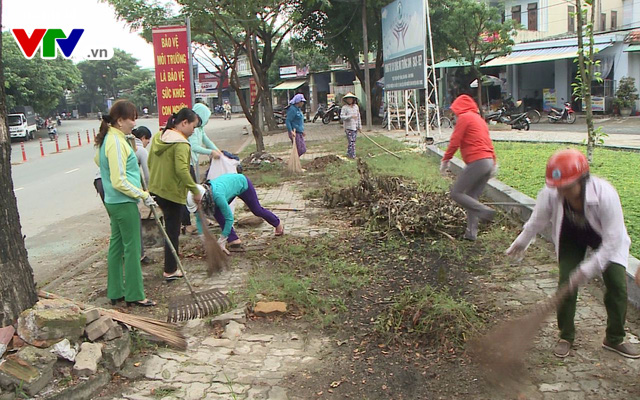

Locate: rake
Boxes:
[146,191,231,322]
[128,136,231,322]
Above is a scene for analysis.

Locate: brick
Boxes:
[85,316,114,341]
[103,325,123,341]
[254,301,287,316]
[83,308,101,324]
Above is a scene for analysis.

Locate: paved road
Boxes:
[10,115,251,286]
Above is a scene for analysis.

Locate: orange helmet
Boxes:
[545,149,589,188]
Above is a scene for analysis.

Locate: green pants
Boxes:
[105,202,145,302]
[557,234,627,345]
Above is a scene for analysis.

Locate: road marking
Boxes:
[65,168,80,174]
[14,187,24,192]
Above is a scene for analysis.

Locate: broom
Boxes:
[38,290,187,350]
[286,129,303,175]
[469,283,572,386]
[197,206,228,276]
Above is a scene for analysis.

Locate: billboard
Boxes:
[381,0,427,90]
[152,25,193,127]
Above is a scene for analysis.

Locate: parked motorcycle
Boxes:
[313,104,326,123]
[47,124,58,141]
[547,101,576,124]
[273,108,287,125]
[501,110,531,131]
[322,102,341,124]
[485,108,530,130]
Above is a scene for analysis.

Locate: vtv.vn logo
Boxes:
[11,29,112,60]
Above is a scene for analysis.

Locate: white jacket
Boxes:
[340,104,362,131]
[512,176,630,278]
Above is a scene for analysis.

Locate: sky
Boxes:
[3,0,157,68]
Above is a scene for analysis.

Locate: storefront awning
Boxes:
[272,80,307,90]
[434,59,472,68]
[483,43,612,67]
[624,44,640,52]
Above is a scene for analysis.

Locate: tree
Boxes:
[75,49,154,112]
[300,0,388,120]
[434,0,517,110]
[3,32,81,115]
[267,38,331,85]
[573,0,601,163]
[0,0,39,326]
[106,0,314,152]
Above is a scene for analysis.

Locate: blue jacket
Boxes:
[285,105,304,134]
[189,103,218,167]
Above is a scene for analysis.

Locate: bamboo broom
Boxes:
[38,291,187,350]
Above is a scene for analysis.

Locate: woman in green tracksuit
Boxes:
[94,100,156,307]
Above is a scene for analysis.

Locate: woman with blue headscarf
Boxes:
[286,93,306,156]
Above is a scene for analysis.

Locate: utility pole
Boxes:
[362,0,373,131]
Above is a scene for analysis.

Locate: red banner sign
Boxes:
[250,78,258,106]
[152,25,192,128]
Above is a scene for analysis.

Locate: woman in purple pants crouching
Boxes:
[190,173,284,253]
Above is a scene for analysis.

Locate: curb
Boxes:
[425,144,640,308]
[41,248,107,292]
[488,137,640,152]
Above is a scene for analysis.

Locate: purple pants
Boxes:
[212,178,280,242]
[288,132,306,156]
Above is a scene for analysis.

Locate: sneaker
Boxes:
[553,339,572,358]
[602,341,640,359]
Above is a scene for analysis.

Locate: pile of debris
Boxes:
[240,152,283,170]
[0,298,131,398]
[305,155,343,170]
[324,159,467,238]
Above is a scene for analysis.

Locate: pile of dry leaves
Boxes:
[324,159,466,238]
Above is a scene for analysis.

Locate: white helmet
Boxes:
[186,184,207,213]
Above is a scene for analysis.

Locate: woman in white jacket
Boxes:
[340,93,362,159]
[506,149,637,359]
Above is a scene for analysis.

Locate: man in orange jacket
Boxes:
[440,94,497,240]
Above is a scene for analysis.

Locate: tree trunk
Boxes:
[0,0,39,326]
[229,68,265,152]
[475,68,484,116]
[576,0,596,162]
[258,69,277,131]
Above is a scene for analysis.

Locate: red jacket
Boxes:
[443,95,496,164]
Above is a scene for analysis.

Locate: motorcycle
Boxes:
[322,102,341,124]
[213,104,224,116]
[548,101,576,124]
[312,104,326,123]
[47,124,58,141]
[273,108,287,125]
[486,108,530,130]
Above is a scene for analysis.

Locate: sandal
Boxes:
[164,272,184,282]
[110,296,125,306]
[228,242,246,252]
[127,299,157,307]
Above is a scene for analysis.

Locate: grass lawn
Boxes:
[493,142,640,258]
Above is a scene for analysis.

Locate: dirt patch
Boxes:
[304,155,343,170]
[324,159,467,239]
[240,152,283,170]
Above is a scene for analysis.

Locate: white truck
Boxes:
[8,106,37,141]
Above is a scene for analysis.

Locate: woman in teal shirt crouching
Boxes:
[189,174,284,252]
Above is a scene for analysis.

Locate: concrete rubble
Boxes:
[73,342,103,377]
[0,299,132,398]
[17,299,86,347]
